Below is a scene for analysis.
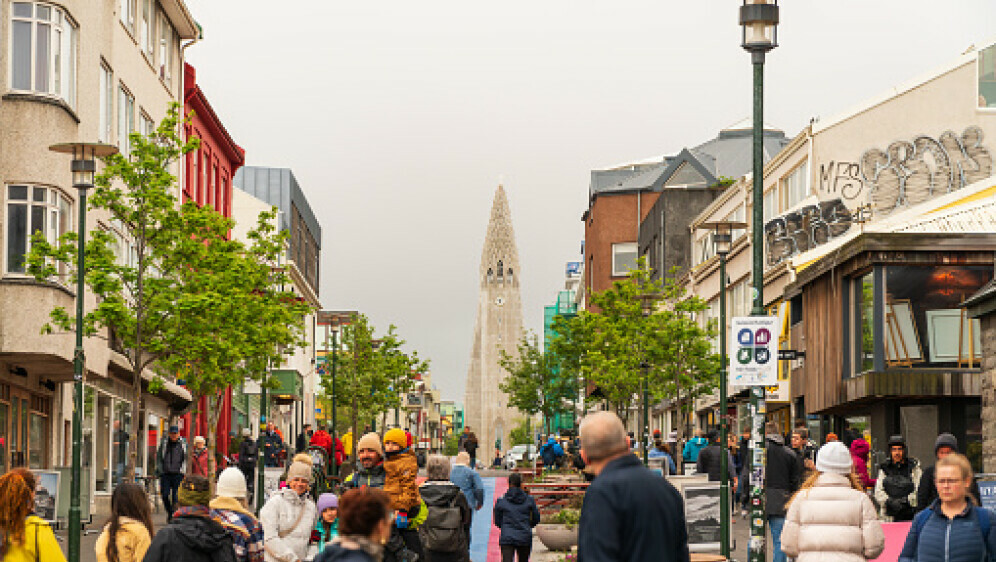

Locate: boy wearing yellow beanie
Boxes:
[383,428,421,527]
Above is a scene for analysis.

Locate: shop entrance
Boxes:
[2,387,47,470]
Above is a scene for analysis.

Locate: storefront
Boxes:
[0,380,54,473]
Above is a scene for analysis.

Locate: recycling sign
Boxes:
[730,316,780,386]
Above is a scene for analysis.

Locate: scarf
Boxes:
[209,496,253,517]
[332,535,384,561]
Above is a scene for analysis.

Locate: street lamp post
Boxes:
[49,142,118,562]
[637,292,660,467]
[698,220,747,560]
[740,2,778,561]
[257,360,269,513]
[330,326,339,476]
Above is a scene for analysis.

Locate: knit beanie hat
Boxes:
[815,442,853,475]
[287,461,312,483]
[935,432,959,454]
[216,467,248,499]
[293,452,314,467]
[317,493,338,513]
[384,428,408,449]
[178,475,211,507]
[357,432,384,457]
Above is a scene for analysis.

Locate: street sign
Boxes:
[730,316,780,386]
[777,349,805,361]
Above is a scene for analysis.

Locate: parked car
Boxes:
[504,444,538,469]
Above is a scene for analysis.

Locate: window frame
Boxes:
[979,42,996,111]
[4,184,73,277]
[780,160,810,212]
[611,242,638,277]
[117,83,135,157]
[9,1,77,107]
[119,0,136,35]
[99,61,113,143]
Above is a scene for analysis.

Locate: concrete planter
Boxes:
[536,523,579,551]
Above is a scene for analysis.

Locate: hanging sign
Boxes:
[730,316,780,386]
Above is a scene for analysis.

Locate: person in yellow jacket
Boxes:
[95,483,154,562]
[0,468,65,562]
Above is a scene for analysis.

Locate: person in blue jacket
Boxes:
[900,453,996,562]
[647,440,678,475]
[493,472,540,562]
[682,429,708,463]
[539,437,564,469]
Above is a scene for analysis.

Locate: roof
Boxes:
[233,167,322,249]
[183,64,244,168]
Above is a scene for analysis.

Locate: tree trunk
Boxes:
[351,396,359,464]
[205,392,223,494]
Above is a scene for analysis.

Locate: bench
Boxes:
[522,482,589,513]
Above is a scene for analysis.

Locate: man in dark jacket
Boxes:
[577,411,689,562]
[916,432,981,512]
[296,423,313,454]
[539,437,565,469]
[765,421,803,562]
[144,475,238,562]
[156,425,187,522]
[875,434,921,522]
[460,428,479,469]
[237,428,257,499]
[493,472,540,561]
[261,423,285,467]
[696,429,738,486]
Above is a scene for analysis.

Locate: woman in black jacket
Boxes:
[493,473,540,562]
[142,476,237,562]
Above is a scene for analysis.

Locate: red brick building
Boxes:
[181,62,245,462]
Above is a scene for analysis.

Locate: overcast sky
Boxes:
[183,0,996,401]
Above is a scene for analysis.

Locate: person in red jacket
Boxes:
[849,437,876,490]
[310,426,346,466]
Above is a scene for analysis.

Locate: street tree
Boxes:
[498,331,575,449]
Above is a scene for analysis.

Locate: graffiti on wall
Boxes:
[819,161,863,200]
[764,198,852,266]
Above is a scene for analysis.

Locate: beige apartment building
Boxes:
[674,40,996,469]
[0,0,198,508]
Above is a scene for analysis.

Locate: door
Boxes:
[9,389,29,469]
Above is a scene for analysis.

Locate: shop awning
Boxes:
[270,369,303,404]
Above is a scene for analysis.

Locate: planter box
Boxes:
[536,524,579,551]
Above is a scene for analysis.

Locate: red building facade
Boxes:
[181,63,245,462]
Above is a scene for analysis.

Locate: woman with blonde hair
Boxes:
[95,483,154,562]
[0,468,66,562]
[780,441,884,561]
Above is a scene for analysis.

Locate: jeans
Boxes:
[501,544,531,562]
[769,515,787,562]
[160,473,184,518]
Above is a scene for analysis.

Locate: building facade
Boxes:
[0,0,197,506]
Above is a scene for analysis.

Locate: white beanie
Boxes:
[216,467,248,499]
[815,441,853,475]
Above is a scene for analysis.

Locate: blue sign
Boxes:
[979,480,996,511]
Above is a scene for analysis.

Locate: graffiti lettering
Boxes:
[764,199,852,266]
[818,161,864,200]
[860,126,992,215]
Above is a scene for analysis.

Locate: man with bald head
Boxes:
[577,411,689,562]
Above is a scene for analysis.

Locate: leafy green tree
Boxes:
[509,418,535,446]
[27,104,310,480]
[499,331,575,449]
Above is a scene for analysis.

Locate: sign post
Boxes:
[731,315,780,562]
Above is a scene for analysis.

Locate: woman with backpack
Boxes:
[493,472,540,562]
[900,453,996,562]
[779,442,884,561]
[95,483,154,562]
[418,455,471,562]
[0,468,65,562]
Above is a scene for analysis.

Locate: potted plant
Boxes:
[536,508,580,551]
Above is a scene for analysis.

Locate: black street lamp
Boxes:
[637,292,661,467]
[698,220,747,560]
[49,142,118,562]
[740,2,778,562]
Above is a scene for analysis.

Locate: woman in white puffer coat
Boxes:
[781,441,885,562]
[259,460,317,562]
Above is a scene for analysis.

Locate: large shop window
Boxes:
[612,242,638,276]
[980,42,996,109]
[853,265,992,372]
[5,185,71,274]
[83,386,133,494]
[10,2,76,107]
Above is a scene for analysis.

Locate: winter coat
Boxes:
[682,437,708,462]
[95,516,151,562]
[873,457,922,522]
[647,448,677,475]
[262,432,286,467]
[899,499,996,562]
[493,486,540,547]
[917,464,982,514]
[142,511,237,562]
[210,497,266,562]
[156,437,187,475]
[313,540,379,562]
[383,450,421,512]
[695,445,737,482]
[1,516,66,562]
[449,464,484,510]
[259,488,318,562]
[418,480,472,560]
[578,454,690,562]
[765,435,804,517]
[849,439,875,490]
[343,463,387,490]
[539,439,564,468]
[192,447,210,477]
[310,431,345,465]
[780,472,885,562]
[306,518,339,560]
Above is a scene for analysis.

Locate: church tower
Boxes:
[464,185,523,454]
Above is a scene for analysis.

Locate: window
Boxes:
[119,0,135,33]
[781,161,809,211]
[117,84,134,156]
[157,10,176,86]
[5,185,71,274]
[10,2,77,107]
[139,0,153,56]
[855,271,875,373]
[140,111,154,137]
[99,63,113,143]
[762,187,778,223]
[611,242,637,276]
[695,234,714,266]
[980,43,996,109]
[726,204,747,241]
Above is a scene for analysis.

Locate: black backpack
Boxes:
[419,492,465,553]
